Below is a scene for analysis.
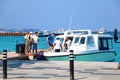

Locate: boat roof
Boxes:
[56,29,113,38]
[64,30,92,35]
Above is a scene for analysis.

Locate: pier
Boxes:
[0,61,120,80]
[0,32,26,36]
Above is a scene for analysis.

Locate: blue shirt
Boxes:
[48,36,54,44]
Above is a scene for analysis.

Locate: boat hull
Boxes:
[45,51,116,62]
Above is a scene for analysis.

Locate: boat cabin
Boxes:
[54,30,113,53]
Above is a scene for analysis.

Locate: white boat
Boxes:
[38,30,51,37]
[37,29,116,61]
[98,27,107,34]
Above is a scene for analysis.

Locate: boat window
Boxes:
[99,38,109,50]
[74,37,80,44]
[55,37,64,44]
[86,36,95,47]
[108,39,113,49]
[103,40,107,47]
[59,38,64,43]
[80,37,85,44]
[67,31,89,35]
[72,31,88,34]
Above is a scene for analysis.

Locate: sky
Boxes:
[0,0,120,31]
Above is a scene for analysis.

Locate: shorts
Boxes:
[55,49,60,52]
[49,43,53,47]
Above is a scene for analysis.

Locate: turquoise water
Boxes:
[0,36,50,52]
[0,32,120,62]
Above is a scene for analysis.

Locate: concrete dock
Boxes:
[0,61,120,80]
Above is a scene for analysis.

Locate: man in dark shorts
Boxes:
[46,33,54,52]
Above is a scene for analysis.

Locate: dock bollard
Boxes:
[3,50,7,79]
[69,50,74,80]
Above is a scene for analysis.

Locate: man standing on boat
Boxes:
[53,38,62,52]
[32,32,39,53]
[46,33,54,52]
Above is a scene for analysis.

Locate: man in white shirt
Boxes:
[53,38,62,52]
[32,32,39,53]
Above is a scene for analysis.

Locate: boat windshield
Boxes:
[59,38,64,44]
[86,36,95,48]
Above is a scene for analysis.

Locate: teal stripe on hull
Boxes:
[46,52,116,62]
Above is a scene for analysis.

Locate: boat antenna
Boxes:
[68,13,73,30]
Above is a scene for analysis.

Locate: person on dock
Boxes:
[53,38,62,52]
[30,32,33,51]
[32,32,39,53]
[24,32,32,53]
[46,33,55,52]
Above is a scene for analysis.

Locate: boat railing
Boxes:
[64,30,92,35]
